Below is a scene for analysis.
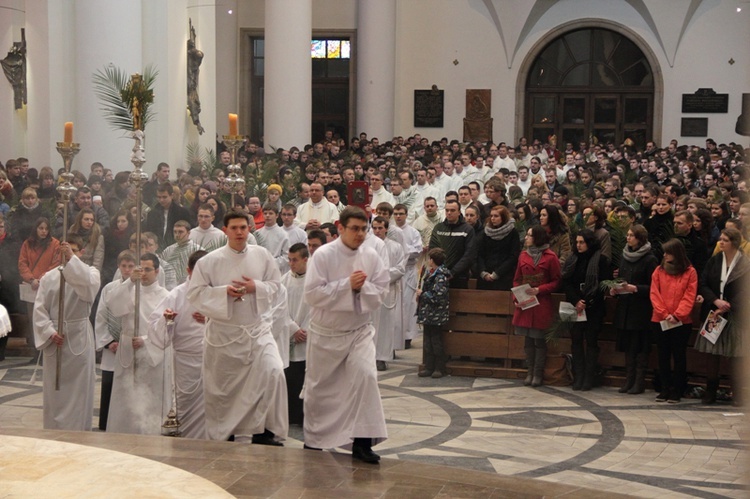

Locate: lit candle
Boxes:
[228,113,238,136]
[64,122,74,143]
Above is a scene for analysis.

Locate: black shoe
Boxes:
[418,369,433,377]
[405,339,412,350]
[352,445,380,464]
[303,444,322,451]
[227,434,235,442]
[252,430,283,447]
[376,360,387,371]
[655,391,669,402]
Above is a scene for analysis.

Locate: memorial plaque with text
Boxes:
[681,117,708,137]
[682,88,728,113]
[414,89,444,127]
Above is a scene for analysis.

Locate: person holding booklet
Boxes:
[512,225,561,388]
[650,239,698,404]
[694,228,749,405]
[562,229,610,391]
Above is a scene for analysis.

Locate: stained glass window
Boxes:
[310,39,351,59]
[311,40,326,58]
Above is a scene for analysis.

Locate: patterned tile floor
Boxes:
[0,337,747,498]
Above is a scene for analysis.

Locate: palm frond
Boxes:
[91,64,158,132]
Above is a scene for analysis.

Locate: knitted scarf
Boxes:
[622,242,652,263]
[484,218,516,241]
[526,244,550,266]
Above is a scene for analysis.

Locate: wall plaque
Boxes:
[681,117,708,137]
[682,88,728,113]
[414,87,444,127]
[463,89,492,142]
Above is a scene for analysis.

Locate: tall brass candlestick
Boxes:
[54,142,80,391]
[222,135,246,209]
[129,130,149,376]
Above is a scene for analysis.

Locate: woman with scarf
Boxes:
[18,217,61,324]
[512,225,561,387]
[540,203,572,267]
[650,239,698,404]
[68,208,104,271]
[694,228,749,405]
[477,205,520,290]
[562,228,610,391]
[611,225,658,394]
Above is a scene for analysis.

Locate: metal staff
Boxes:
[129,130,148,375]
[54,142,80,390]
[222,135,246,209]
[161,311,181,437]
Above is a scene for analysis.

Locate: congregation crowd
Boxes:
[0,130,748,456]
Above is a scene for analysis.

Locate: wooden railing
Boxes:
[437,283,729,386]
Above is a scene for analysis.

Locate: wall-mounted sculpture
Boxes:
[463,89,492,142]
[187,19,205,134]
[1,28,27,110]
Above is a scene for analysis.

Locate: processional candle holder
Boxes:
[222,135,247,209]
[54,141,80,391]
[129,130,149,376]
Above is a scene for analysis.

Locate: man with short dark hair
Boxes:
[187,211,287,445]
[428,199,477,289]
[143,162,171,206]
[145,183,192,250]
[161,220,204,285]
[55,186,110,237]
[673,210,708,276]
[303,206,389,463]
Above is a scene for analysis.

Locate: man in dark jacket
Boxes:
[145,183,192,250]
[673,210,708,277]
[428,199,476,289]
[54,186,109,238]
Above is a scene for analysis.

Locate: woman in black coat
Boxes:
[694,227,750,405]
[477,205,520,290]
[611,224,658,394]
[644,194,674,261]
[562,228,611,391]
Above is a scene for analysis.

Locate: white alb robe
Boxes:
[258,223,290,274]
[107,279,171,435]
[186,244,287,441]
[303,238,389,449]
[398,223,422,343]
[294,199,339,229]
[33,256,100,430]
[281,270,310,363]
[148,281,207,439]
[282,223,308,247]
[375,238,405,362]
[189,225,227,253]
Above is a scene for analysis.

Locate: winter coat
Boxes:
[649,265,698,324]
[548,231,572,267]
[417,265,450,326]
[644,211,674,261]
[18,238,62,283]
[512,248,561,330]
[562,249,610,321]
[613,249,659,331]
[476,227,521,290]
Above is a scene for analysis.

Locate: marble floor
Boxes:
[0,338,747,498]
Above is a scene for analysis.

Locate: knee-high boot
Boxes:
[524,338,535,386]
[571,343,585,391]
[628,352,649,394]
[619,348,637,393]
[532,339,547,387]
[582,347,599,391]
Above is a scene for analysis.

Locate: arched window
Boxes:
[526,28,654,149]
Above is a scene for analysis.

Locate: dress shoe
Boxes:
[352,445,380,464]
[252,430,283,447]
[303,444,322,451]
[418,369,433,377]
[655,391,669,402]
[376,360,387,371]
[431,370,443,379]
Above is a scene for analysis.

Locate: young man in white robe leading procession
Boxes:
[187,211,287,445]
[34,235,100,430]
[303,206,390,464]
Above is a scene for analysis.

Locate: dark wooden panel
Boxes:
[446,315,511,334]
[442,331,509,357]
[449,290,513,314]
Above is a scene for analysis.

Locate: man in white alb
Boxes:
[189,204,227,252]
[187,211,287,445]
[294,182,339,231]
[303,206,389,463]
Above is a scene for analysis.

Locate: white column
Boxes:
[356,0,396,140]
[0,0,26,158]
[74,0,142,172]
[215,0,238,139]
[264,0,311,151]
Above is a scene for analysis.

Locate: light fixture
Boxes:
[228,9,233,14]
